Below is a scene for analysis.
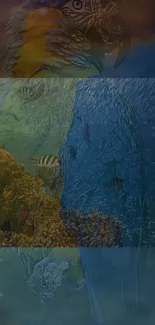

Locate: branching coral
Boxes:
[0,148,16,185]
[0,149,122,247]
[62,209,122,247]
[0,149,77,246]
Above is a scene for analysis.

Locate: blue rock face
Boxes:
[61,78,155,246]
[60,77,155,325]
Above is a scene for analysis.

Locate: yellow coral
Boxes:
[0,149,122,248]
[0,150,77,246]
[0,149,16,184]
[0,149,15,164]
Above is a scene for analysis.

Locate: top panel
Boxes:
[0,0,155,78]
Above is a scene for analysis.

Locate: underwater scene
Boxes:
[0,0,155,323]
[0,77,155,324]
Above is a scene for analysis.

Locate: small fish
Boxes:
[69,145,77,160]
[16,83,45,102]
[30,154,61,168]
[105,177,124,188]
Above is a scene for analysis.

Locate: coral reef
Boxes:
[0,149,77,246]
[0,149,122,247]
[36,164,64,200]
[62,209,123,247]
[0,148,16,186]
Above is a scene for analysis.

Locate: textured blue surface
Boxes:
[61,78,155,245]
[61,78,155,324]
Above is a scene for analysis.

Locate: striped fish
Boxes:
[105,177,124,188]
[30,154,61,168]
[16,83,45,103]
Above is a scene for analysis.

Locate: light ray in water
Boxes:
[80,248,103,325]
[115,92,151,308]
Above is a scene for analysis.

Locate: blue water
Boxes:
[1,248,155,325]
[1,42,155,325]
[61,76,155,324]
[104,43,155,77]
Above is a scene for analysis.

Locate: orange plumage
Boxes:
[13,8,63,78]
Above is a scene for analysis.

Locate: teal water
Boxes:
[0,248,92,325]
[0,76,155,324]
[0,248,155,325]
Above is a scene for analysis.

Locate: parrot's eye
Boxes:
[72,0,83,10]
[63,0,84,12]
